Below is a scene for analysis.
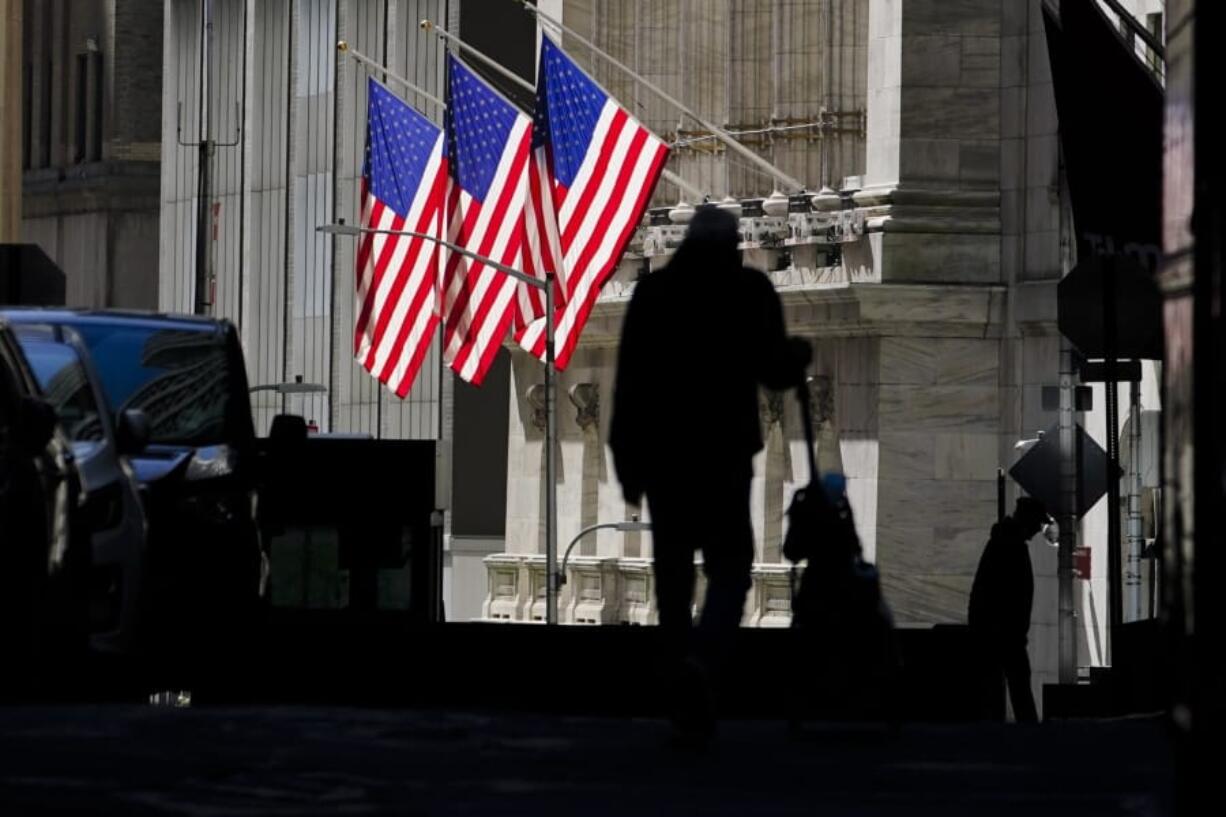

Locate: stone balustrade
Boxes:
[480,553,796,626]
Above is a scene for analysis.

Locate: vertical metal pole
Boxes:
[545,275,558,625]
[1126,376,1144,621]
[1103,257,1123,653]
[194,0,214,315]
[327,0,343,433]
[1058,341,1078,684]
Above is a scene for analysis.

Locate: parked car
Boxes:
[0,309,263,659]
[11,323,149,655]
[0,319,89,690]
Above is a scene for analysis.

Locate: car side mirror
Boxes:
[18,396,58,455]
[116,409,151,455]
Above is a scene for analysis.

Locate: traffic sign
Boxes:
[1057,254,1163,360]
[1009,423,1122,518]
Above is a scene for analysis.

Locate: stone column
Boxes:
[860,0,1002,279]
[0,0,21,241]
[859,0,1006,624]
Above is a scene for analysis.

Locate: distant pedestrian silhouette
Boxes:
[968,496,1051,723]
[609,206,809,738]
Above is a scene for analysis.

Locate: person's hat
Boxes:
[1015,495,1052,524]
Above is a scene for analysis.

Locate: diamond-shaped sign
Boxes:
[1057,254,1163,360]
[1009,423,1121,518]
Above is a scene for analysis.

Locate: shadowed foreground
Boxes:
[0,706,1171,815]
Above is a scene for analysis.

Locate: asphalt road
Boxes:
[0,706,1173,816]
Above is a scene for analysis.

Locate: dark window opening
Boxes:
[22,62,32,170]
[91,53,103,161]
[1146,12,1164,72]
[41,59,52,168]
[74,54,87,163]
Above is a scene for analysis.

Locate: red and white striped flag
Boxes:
[439,55,534,385]
[354,78,448,397]
[516,37,670,370]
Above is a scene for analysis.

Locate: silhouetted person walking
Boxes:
[610,207,809,738]
[968,496,1050,724]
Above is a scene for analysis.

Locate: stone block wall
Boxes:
[874,336,1002,624]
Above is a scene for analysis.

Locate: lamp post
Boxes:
[318,221,562,625]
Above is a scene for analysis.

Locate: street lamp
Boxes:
[1014,430,1045,453]
[318,221,562,625]
[557,517,652,590]
[249,377,328,395]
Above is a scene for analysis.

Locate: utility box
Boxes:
[1074,546,1092,579]
[257,437,440,621]
[0,244,65,305]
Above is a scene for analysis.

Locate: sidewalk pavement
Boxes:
[0,705,1172,816]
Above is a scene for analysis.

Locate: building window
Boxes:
[73,51,103,164]
[1146,12,1164,72]
[91,53,103,161]
[74,54,87,163]
[22,62,32,170]
[41,59,52,168]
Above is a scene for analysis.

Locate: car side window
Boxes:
[21,342,105,443]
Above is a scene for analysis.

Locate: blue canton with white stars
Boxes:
[364,78,442,218]
[445,56,523,203]
[536,37,608,189]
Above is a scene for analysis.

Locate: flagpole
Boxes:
[418,18,705,203]
[512,0,807,193]
[317,221,560,623]
[544,275,558,625]
[337,40,447,110]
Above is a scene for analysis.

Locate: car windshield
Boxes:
[18,338,106,443]
[72,324,236,446]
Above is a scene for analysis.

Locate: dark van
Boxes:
[1,310,262,658]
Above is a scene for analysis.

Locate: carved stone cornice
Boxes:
[852,185,1001,235]
[505,276,1008,362]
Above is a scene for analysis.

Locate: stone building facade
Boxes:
[145,0,1165,712]
[486,0,1167,714]
[20,0,163,308]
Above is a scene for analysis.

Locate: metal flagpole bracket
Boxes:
[338,40,447,110]
[418,18,704,202]
[320,221,561,623]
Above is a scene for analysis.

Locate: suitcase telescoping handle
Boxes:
[795,379,818,485]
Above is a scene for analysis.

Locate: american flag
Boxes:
[353,78,448,398]
[516,37,670,370]
[440,55,534,385]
